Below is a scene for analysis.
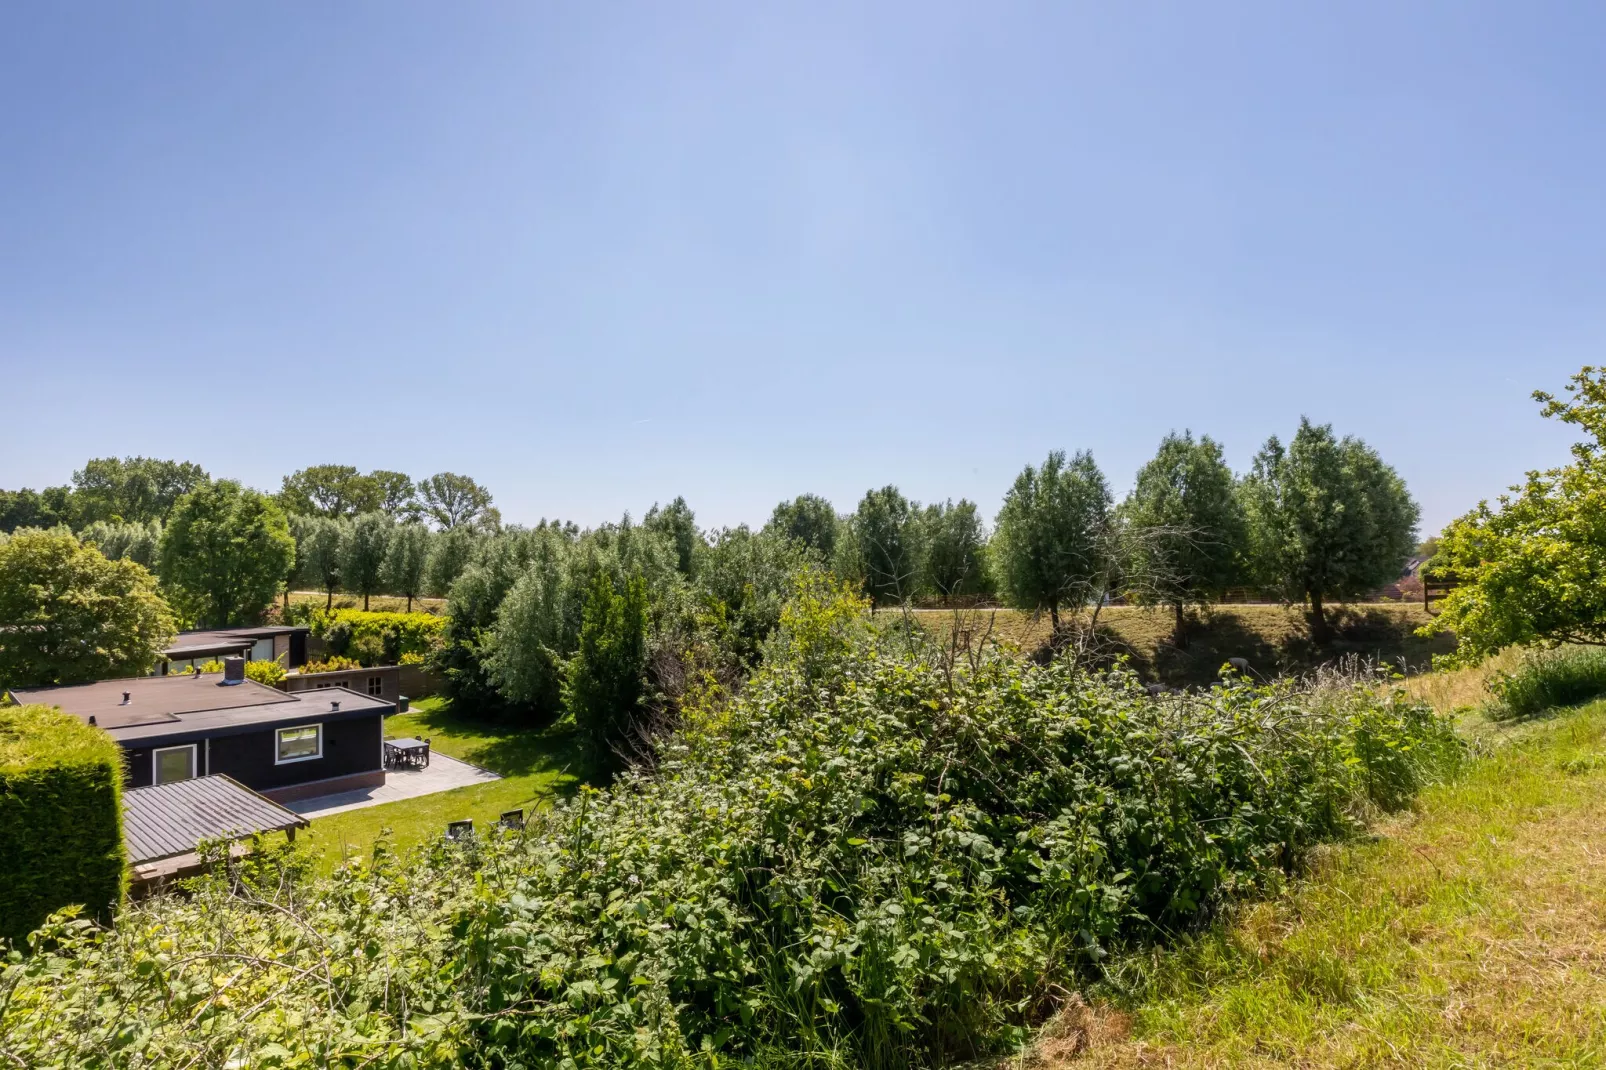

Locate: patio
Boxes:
[287,751,501,819]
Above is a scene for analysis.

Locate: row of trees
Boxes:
[781,419,1417,643]
[0,458,497,535]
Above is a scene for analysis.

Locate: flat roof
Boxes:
[123,775,306,866]
[161,626,307,657]
[8,674,391,744]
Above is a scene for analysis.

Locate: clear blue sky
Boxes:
[2,2,1600,536]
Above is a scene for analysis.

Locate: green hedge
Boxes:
[0,705,126,945]
[286,605,446,665]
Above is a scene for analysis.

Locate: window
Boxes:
[275,724,322,764]
[153,744,196,785]
[367,676,383,696]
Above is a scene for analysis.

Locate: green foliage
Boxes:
[990,449,1114,628]
[77,518,162,569]
[0,487,72,533]
[1240,419,1418,641]
[0,585,1464,1067]
[304,609,445,665]
[643,497,704,578]
[765,493,840,559]
[244,659,287,687]
[0,531,176,688]
[279,464,416,519]
[1121,431,1247,627]
[300,655,362,674]
[159,480,295,627]
[340,511,394,611]
[293,514,346,609]
[843,485,924,607]
[383,523,432,611]
[697,525,813,664]
[918,498,990,601]
[71,456,209,527]
[566,571,649,773]
[486,534,574,716]
[1484,646,1606,720]
[0,705,126,945]
[423,525,481,597]
[416,471,495,531]
[1429,368,1606,661]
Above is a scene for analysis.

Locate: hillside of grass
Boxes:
[1023,693,1606,1067]
[912,602,1454,688]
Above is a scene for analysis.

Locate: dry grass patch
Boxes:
[1020,702,1606,1068]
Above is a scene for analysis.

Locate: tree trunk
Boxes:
[406,594,414,613]
[1173,601,1187,648]
[1309,588,1332,644]
[364,592,370,612]
[1049,602,1061,632]
[326,587,333,610]
[283,588,290,610]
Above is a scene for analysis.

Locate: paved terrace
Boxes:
[287,752,501,818]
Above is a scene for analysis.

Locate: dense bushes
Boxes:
[1485,645,1606,719]
[0,583,1463,1067]
[287,606,447,664]
[0,705,126,944]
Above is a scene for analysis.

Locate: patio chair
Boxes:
[499,809,524,830]
[445,819,473,841]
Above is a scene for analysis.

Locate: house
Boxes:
[8,660,391,803]
[283,662,402,705]
[158,625,310,674]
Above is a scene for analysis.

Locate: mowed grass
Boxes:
[305,697,590,870]
[1023,699,1606,1068]
[911,602,1453,687]
[284,589,448,615]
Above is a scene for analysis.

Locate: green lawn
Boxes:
[306,697,590,870]
[1027,699,1606,1068]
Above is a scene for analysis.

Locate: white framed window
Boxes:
[275,724,323,764]
[153,744,197,785]
[367,676,383,696]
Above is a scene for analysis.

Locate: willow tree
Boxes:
[990,451,1113,630]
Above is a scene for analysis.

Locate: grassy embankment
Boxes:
[305,697,589,870]
[912,602,1453,688]
[1022,666,1606,1067]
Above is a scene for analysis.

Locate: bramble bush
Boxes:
[0,579,1463,1068]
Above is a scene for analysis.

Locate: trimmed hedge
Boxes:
[0,705,126,945]
[288,607,446,666]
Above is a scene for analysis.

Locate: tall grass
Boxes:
[1485,645,1606,720]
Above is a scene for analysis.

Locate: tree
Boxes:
[159,481,296,627]
[368,471,417,518]
[1120,431,1248,642]
[990,450,1113,630]
[487,535,573,717]
[0,486,75,533]
[764,494,839,559]
[417,472,494,530]
[297,516,346,610]
[842,487,923,609]
[1239,418,1418,643]
[0,530,176,687]
[1427,366,1606,660]
[383,523,432,612]
[72,457,208,526]
[643,497,703,578]
[424,526,480,596]
[280,465,366,518]
[341,512,393,611]
[700,526,813,662]
[565,571,650,774]
[919,499,989,603]
[78,519,162,570]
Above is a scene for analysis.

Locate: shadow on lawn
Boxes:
[398,700,597,790]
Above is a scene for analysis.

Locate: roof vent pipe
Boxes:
[121,691,130,705]
[88,715,97,726]
[331,700,341,712]
[221,656,246,686]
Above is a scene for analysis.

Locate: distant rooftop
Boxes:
[161,625,307,659]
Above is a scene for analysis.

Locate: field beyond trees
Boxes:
[911,602,1452,688]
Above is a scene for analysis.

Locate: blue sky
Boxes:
[2,2,1600,535]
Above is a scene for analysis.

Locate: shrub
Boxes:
[244,659,286,687]
[303,608,445,664]
[1486,645,1606,719]
[0,705,126,946]
[0,586,1464,1066]
[300,655,361,675]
